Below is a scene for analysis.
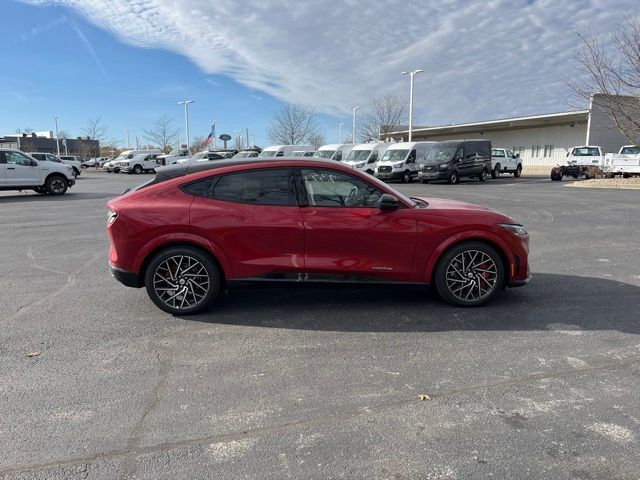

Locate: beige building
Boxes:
[390,94,634,172]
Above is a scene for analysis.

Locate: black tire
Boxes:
[448,171,459,184]
[514,164,522,178]
[45,175,68,195]
[623,172,630,179]
[491,165,500,179]
[479,169,488,182]
[434,241,504,307]
[133,164,143,174]
[144,246,220,315]
[550,169,562,181]
[402,170,412,183]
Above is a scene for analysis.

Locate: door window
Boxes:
[368,150,378,164]
[506,150,515,158]
[300,168,383,208]
[212,168,294,206]
[6,152,34,166]
[454,148,464,161]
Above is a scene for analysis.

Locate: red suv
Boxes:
[107,159,529,314]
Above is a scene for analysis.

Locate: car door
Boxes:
[0,152,7,185]
[505,150,516,170]
[189,168,306,279]
[5,151,40,186]
[298,167,418,281]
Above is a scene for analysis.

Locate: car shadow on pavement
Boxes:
[183,273,640,334]
[0,192,115,203]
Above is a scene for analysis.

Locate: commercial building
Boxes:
[0,131,100,158]
[390,94,636,171]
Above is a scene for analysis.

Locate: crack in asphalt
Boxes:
[1,355,638,476]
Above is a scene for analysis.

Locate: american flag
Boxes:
[201,122,215,148]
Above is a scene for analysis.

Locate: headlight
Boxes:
[497,224,527,237]
[107,209,118,224]
[439,163,449,169]
[393,162,404,169]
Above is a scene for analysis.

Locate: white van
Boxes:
[343,142,390,174]
[106,149,161,172]
[313,144,355,161]
[259,145,315,158]
[374,142,437,183]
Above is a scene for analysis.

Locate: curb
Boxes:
[567,182,640,190]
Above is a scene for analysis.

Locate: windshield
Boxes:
[259,150,278,157]
[113,153,128,162]
[167,149,181,156]
[621,146,640,154]
[426,145,457,162]
[345,149,371,161]
[380,149,408,162]
[571,147,600,156]
[314,150,335,159]
[191,152,206,160]
[235,152,251,158]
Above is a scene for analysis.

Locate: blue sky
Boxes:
[3,0,638,148]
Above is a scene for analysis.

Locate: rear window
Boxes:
[212,169,293,206]
[572,147,600,156]
[492,149,505,157]
[620,146,640,154]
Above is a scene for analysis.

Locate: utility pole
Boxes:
[401,69,423,142]
[338,122,344,143]
[53,115,60,155]
[178,100,194,149]
[351,107,359,143]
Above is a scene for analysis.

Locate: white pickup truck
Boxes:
[0,148,76,195]
[490,148,523,178]
[119,153,159,174]
[604,145,640,177]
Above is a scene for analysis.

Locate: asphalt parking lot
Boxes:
[1,171,639,480]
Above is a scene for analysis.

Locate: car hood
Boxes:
[413,196,515,223]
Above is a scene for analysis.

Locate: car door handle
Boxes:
[7,167,15,170]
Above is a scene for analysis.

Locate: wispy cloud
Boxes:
[205,78,221,87]
[249,94,263,101]
[69,16,107,78]
[19,14,67,41]
[22,0,640,124]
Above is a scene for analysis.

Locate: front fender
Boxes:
[133,232,234,279]
[422,229,514,284]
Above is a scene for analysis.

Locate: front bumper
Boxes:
[418,170,449,181]
[110,265,141,288]
[375,170,404,181]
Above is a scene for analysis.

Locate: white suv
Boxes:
[58,155,83,176]
[0,149,76,195]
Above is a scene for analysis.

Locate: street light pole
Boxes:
[338,122,344,143]
[401,69,423,142]
[351,107,359,143]
[178,100,194,149]
[126,128,130,149]
[53,115,60,155]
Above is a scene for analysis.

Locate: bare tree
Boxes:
[58,130,69,139]
[191,135,207,153]
[267,104,323,145]
[143,114,181,151]
[308,132,326,149]
[15,127,34,135]
[567,20,640,143]
[359,94,408,142]
[83,116,109,142]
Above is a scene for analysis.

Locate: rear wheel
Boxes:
[402,170,412,183]
[479,169,488,182]
[145,246,220,315]
[435,241,504,307]
[514,164,522,177]
[45,175,68,195]
[491,164,500,179]
[448,171,459,184]
[133,164,143,174]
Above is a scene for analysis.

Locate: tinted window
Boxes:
[213,169,294,206]
[300,168,383,208]
[180,177,214,197]
[6,152,34,166]
[0,152,6,164]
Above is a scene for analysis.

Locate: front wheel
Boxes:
[45,175,68,195]
[448,171,459,184]
[479,169,488,182]
[434,241,504,307]
[133,164,143,174]
[145,246,220,315]
[491,165,500,179]
[514,164,522,178]
[402,170,412,183]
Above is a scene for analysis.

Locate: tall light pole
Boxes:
[401,69,423,142]
[178,100,194,149]
[126,128,130,149]
[351,106,359,143]
[53,115,60,155]
[338,122,344,143]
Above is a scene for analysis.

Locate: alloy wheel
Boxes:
[445,249,498,302]
[50,179,66,193]
[152,255,211,311]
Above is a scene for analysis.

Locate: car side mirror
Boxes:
[379,194,399,211]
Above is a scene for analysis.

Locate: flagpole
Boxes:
[211,120,216,149]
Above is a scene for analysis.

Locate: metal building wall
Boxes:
[412,123,588,166]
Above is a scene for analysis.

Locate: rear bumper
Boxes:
[110,265,141,288]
